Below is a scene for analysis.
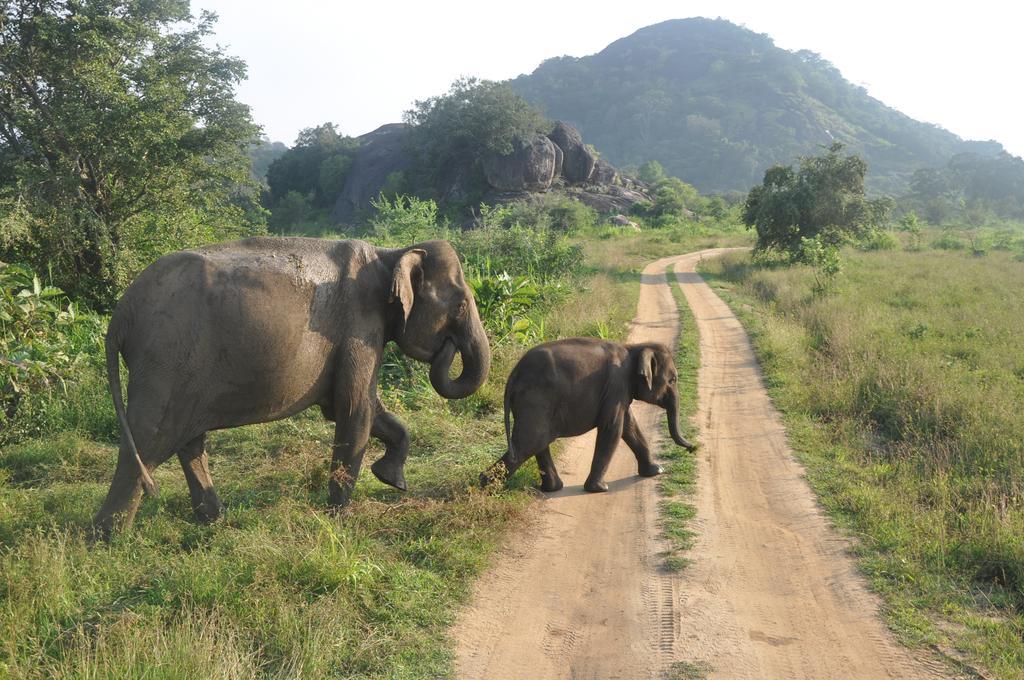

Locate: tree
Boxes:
[403,77,551,197]
[742,143,891,256]
[637,160,666,184]
[0,1,264,307]
[264,122,359,216]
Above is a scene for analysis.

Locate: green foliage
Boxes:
[264,123,360,231]
[458,222,582,283]
[856,228,899,252]
[484,194,596,234]
[898,212,923,250]
[405,77,551,159]
[0,263,104,443]
[403,77,551,201]
[468,273,541,344]
[905,152,1024,223]
[798,235,842,294]
[0,1,265,308]
[248,138,288,182]
[743,143,891,257]
[369,194,448,245]
[638,160,666,184]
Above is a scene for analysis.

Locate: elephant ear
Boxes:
[390,248,427,326]
[637,346,656,391]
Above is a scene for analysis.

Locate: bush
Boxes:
[369,194,449,245]
[492,194,596,233]
[468,272,542,345]
[743,143,892,257]
[458,223,582,283]
[0,264,105,444]
[857,229,899,251]
[932,234,965,250]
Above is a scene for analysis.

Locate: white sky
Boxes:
[194,0,1024,158]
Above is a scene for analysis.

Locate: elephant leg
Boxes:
[481,420,550,488]
[369,399,410,491]
[622,410,663,478]
[327,342,378,509]
[535,446,563,492]
[92,417,177,538]
[178,433,225,523]
[584,411,625,493]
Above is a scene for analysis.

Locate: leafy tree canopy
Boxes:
[905,151,1024,224]
[264,122,359,216]
[0,0,264,308]
[403,77,552,194]
[743,143,892,255]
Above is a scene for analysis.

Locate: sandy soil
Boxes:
[452,249,950,679]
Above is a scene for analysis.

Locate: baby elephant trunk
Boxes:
[664,391,698,452]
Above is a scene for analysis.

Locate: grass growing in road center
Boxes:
[657,263,702,572]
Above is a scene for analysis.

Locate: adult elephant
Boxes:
[93,237,490,536]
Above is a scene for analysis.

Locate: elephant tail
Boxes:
[105,327,158,496]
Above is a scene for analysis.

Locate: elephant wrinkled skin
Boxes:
[94,237,490,536]
[482,338,696,493]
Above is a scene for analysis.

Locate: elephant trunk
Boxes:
[665,391,697,451]
[430,305,491,400]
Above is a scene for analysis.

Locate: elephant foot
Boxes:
[327,480,355,509]
[538,475,564,492]
[193,493,225,524]
[584,479,609,493]
[371,458,407,492]
[638,462,664,478]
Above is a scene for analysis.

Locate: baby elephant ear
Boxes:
[637,346,656,391]
[390,249,427,324]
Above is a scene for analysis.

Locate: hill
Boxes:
[509,18,1004,195]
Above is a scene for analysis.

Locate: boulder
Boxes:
[548,121,597,184]
[589,158,618,185]
[482,135,557,192]
[331,123,411,223]
[568,184,649,214]
[551,142,564,180]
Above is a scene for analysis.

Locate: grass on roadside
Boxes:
[699,247,1024,678]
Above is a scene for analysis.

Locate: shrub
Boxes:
[857,229,899,251]
[370,194,449,245]
[0,264,104,443]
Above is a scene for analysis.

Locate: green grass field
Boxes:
[700,245,1024,678]
[0,224,746,678]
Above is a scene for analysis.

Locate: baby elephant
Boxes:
[483,338,698,493]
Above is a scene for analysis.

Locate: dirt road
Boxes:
[453,249,948,679]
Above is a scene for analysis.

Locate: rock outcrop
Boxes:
[331,123,410,223]
[330,119,651,224]
[482,135,558,192]
[548,121,597,184]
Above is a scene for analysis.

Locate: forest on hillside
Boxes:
[510,18,1014,198]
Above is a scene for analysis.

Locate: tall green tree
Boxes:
[403,77,551,198]
[264,122,358,211]
[0,0,264,307]
[743,143,891,256]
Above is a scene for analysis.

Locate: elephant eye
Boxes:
[669,377,676,384]
[458,299,469,316]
